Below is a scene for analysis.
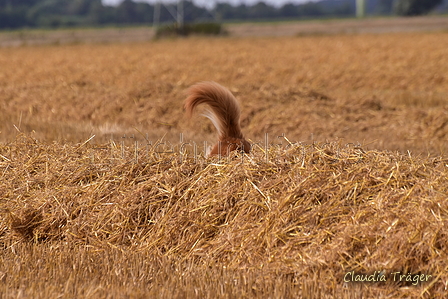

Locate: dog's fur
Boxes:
[184,81,250,156]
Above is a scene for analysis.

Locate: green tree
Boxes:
[0,0,41,7]
[26,0,69,27]
[394,0,443,15]
[279,3,299,18]
[135,3,154,23]
[0,6,29,28]
[376,0,394,14]
[297,2,325,17]
[182,1,211,23]
[115,0,137,23]
[68,0,97,16]
[247,1,277,19]
[214,3,234,20]
[87,0,116,25]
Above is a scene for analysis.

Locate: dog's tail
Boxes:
[185,81,250,155]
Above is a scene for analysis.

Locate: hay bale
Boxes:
[0,134,447,297]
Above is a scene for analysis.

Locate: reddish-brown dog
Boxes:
[185,81,251,156]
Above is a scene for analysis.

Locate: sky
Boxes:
[102,0,311,9]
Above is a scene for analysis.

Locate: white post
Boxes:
[356,0,365,18]
[153,2,161,29]
[177,0,184,26]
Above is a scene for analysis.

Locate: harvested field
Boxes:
[1,16,448,46]
[1,27,448,298]
[1,32,448,154]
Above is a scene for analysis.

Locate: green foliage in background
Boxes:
[155,22,224,38]
[394,0,444,16]
[0,0,447,30]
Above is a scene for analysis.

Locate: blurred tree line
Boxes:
[0,0,446,30]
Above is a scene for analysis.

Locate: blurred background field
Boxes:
[1,29,448,156]
[1,16,448,46]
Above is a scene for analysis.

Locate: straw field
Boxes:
[1,30,448,298]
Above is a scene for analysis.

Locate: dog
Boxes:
[185,81,250,156]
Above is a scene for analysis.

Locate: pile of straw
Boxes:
[1,134,447,297]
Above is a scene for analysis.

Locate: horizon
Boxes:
[102,0,313,9]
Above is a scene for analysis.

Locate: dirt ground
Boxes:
[227,15,448,36]
[0,16,448,47]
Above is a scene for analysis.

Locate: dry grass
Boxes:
[1,33,448,155]
[1,134,448,298]
[1,29,448,298]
